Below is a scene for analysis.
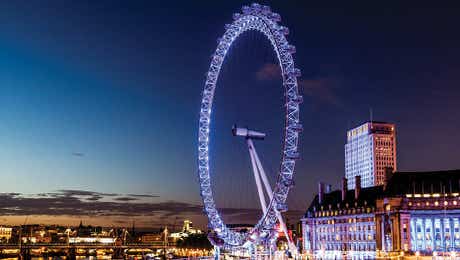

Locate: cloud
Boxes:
[57,190,118,197]
[299,78,342,106]
[256,63,343,107]
[127,194,160,198]
[256,63,281,81]
[0,191,304,229]
[0,192,202,218]
[85,195,103,201]
[113,197,138,202]
[5,193,21,197]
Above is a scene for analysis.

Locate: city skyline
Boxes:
[0,1,459,228]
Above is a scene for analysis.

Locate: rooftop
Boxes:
[306,186,383,215]
[305,169,460,217]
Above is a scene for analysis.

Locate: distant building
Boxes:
[68,237,116,244]
[345,121,396,189]
[140,233,162,243]
[183,220,192,233]
[181,220,201,234]
[302,169,460,258]
[76,220,93,237]
[0,227,12,242]
[22,235,52,244]
[20,224,53,244]
[170,220,203,240]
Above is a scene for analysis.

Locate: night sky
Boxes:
[0,1,459,228]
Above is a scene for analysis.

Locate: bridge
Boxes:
[0,242,174,249]
[0,242,201,260]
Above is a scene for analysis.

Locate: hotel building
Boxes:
[345,121,396,189]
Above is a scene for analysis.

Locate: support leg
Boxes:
[250,140,298,256]
[214,246,220,260]
[247,139,268,214]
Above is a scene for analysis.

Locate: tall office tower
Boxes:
[345,121,397,189]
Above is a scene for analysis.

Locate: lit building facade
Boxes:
[302,169,460,258]
[345,121,396,189]
[0,226,12,242]
[140,233,162,243]
[376,170,460,257]
[181,220,201,234]
[170,220,203,240]
[302,177,379,259]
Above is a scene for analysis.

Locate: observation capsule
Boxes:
[261,5,271,15]
[289,95,303,103]
[276,203,288,212]
[242,5,251,14]
[270,12,281,22]
[279,26,289,35]
[284,44,296,54]
[285,151,300,160]
[289,123,303,132]
[232,13,241,20]
[282,178,295,188]
[251,3,261,10]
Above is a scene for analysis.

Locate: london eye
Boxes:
[197,3,302,257]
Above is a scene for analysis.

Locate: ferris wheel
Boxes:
[197,2,302,255]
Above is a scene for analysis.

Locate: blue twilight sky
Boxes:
[0,1,459,227]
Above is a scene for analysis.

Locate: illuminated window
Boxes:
[434,219,442,250]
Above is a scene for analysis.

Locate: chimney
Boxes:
[341,178,348,201]
[384,167,394,189]
[355,175,361,200]
[318,182,325,204]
